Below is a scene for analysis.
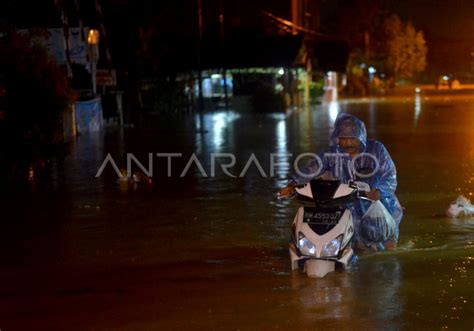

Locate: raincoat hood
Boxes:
[330,113,367,150]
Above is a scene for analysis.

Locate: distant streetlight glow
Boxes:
[278,68,284,75]
[368,66,376,74]
[87,29,100,45]
[88,29,100,94]
[443,75,449,81]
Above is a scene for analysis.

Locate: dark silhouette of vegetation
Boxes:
[328,1,427,95]
[377,15,427,83]
[0,30,73,145]
[0,30,74,180]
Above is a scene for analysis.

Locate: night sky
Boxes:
[388,0,474,76]
[1,0,472,77]
[388,0,474,40]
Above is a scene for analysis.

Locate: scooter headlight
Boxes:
[321,235,343,257]
[298,232,316,256]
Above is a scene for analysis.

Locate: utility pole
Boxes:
[197,0,204,112]
[291,0,300,35]
[219,0,229,109]
[54,0,72,77]
[303,0,311,110]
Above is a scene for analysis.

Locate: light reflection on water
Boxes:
[274,118,291,183]
[414,93,422,126]
[2,96,474,328]
[328,101,340,124]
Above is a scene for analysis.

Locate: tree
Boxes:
[378,15,427,81]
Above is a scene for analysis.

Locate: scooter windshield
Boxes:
[309,180,341,203]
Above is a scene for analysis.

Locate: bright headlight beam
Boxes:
[321,235,343,257]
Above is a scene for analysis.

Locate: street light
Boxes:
[88,29,99,44]
[88,29,100,95]
[368,66,376,83]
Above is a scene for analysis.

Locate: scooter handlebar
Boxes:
[277,180,374,202]
[357,191,374,202]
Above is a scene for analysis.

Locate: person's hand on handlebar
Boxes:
[278,182,296,197]
[366,188,380,200]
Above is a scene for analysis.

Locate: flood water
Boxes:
[1,93,474,330]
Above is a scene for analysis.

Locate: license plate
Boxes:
[303,208,343,225]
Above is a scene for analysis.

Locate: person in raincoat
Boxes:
[279,113,403,251]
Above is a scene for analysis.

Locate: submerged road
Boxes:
[1,93,474,329]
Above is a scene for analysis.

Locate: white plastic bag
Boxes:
[360,201,396,243]
[446,196,474,218]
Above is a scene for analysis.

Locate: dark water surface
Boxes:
[1,94,474,330]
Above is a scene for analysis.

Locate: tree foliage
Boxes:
[378,15,427,80]
[329,2,428,94]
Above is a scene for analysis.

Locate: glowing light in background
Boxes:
[203,79,213,97]
[87,29,99,44]
[28,165,35,182]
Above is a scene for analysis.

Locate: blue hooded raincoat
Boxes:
[291,113,403,246]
